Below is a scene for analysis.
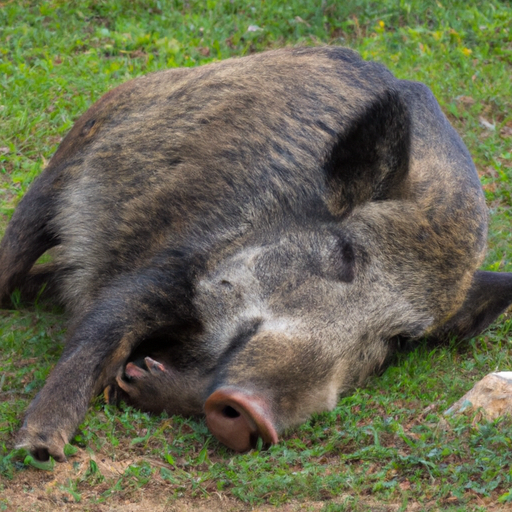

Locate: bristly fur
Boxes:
[1,46,511,461]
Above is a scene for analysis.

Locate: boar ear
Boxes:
[431,271,512,341]
[324,88,411,212]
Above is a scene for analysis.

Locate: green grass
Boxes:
[1,0,512,510]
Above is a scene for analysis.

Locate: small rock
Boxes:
[445,372,512,419]
[479,116,496,131]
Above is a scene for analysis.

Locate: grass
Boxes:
[0,0,511,510]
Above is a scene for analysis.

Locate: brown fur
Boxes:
[1,47,511,461]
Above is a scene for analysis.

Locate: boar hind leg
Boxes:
[431,271,512,341]
[0,171,62,306]
[17,263,196,462]
[9,262,62,306]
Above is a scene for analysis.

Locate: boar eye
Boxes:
[331,234,356,283]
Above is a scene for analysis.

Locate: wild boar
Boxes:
[1,46,511,462]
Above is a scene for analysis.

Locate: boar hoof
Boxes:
[16,425,68,462]
[204,387,278,452]
[144,357,166,374]
[125,357,167,379]
[115,357,168,397]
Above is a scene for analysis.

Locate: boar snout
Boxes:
[205,387,278,452]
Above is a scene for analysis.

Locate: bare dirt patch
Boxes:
[0,448,415,512]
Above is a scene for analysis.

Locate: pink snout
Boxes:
[204,387,278,452]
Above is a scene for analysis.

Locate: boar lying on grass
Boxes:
[1,47,512,462]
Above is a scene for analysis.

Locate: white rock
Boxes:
[445,372,512,420]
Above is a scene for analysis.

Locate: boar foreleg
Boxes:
[16,261,197,462]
